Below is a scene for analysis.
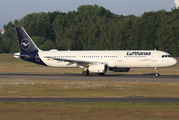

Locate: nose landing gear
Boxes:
[155,67,160,77]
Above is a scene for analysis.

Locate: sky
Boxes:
[0,0,177,29]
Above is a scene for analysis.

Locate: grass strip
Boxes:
[0,79,179,98]
[0,102,179,120]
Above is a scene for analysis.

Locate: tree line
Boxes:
[0,4,179,56]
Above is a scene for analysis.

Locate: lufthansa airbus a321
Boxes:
[14,27,177,76]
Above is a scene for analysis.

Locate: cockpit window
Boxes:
[162,55,171,58]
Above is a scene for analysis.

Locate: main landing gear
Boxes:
[155,67,160,77]
[82,69,89,76]
[82,69,105,76]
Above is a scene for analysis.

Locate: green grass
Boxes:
[0,102,179,120]
[0,79,179,98]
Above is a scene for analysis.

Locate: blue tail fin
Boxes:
[16,27,40,53]
[15,27,46,66]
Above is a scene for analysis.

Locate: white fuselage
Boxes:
[38,50,177,68]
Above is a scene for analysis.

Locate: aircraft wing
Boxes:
[45,57,105,66]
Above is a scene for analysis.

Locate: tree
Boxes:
[40,39,56,50]
[1,5,179,56]
[31,36,46,49]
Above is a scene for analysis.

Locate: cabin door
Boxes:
[118,54,122,62]
[151,51,157,62]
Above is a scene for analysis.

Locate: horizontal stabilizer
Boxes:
[14,53,29,58]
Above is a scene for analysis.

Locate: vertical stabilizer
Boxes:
[16,27,40,53]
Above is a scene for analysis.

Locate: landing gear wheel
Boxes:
[156,73,160,77]
[155,67,160,77]
[98,73,104,76]
[82,70,89,76]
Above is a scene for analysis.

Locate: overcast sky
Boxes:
[0,0,176,29]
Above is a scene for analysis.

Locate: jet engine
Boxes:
[89,64,108,73]
[109,68,130,72]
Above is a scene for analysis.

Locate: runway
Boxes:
[0,73,179,103]
[0,97,179,103]
[0,73,179,82]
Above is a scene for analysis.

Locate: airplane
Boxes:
[14,27,177,76]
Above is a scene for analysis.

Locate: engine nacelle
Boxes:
[89,64,108,73]
[109,68,130,72]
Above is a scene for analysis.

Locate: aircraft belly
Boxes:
[118,59,152,67]
[119,59,173,68]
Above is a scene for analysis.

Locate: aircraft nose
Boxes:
[172,58,178,66]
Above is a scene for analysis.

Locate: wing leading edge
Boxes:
[45,56,106,66]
